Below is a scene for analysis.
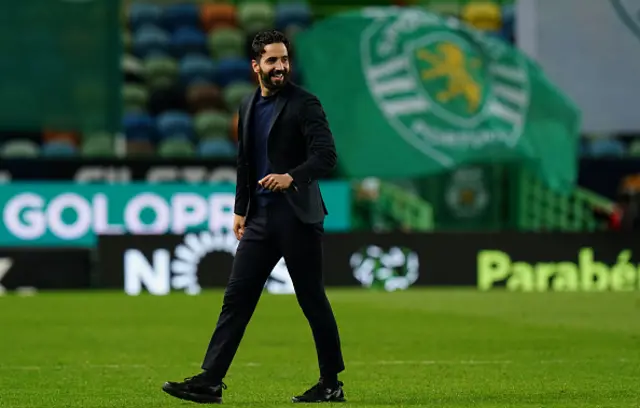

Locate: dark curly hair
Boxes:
[251,30,290,61]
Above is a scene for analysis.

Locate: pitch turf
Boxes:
[1,289,639,407]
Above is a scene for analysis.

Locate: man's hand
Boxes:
[233,214,246,240]
[259,173,293,192]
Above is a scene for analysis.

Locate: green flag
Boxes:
[295,8,581,192]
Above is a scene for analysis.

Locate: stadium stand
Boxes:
[116,0,519,158]
[0,0,634,160]
[117,0,317,158]
[0,0,519,158]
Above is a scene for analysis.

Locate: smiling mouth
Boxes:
[272,73,284,81]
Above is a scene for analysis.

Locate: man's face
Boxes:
[253,43,290,91]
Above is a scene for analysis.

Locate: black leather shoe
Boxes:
[292,379,346,403]
[162,372,226,404]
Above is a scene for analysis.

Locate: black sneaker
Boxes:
[162,372,226,404]
[292,379,346,403]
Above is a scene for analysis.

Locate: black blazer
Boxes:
[234,82,337,225]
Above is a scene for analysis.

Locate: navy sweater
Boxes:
[251,94,277,206]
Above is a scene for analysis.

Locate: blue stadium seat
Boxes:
[156,110,195,141]
[198,139,237,158]
[586,138,626,157]
[214,57,251,87]
[171,27,208,58]
[275,3,312,31]
[501,5,515,43]
[123,112,156,141]
[579,139,590,157]
[41,141,78,157]
[129,3,163,31]
[179,54,216,85]
[162,3,200,32]
[132,24,171,58]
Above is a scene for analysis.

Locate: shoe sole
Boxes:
[291,396,347,403]
[162,383,222,404]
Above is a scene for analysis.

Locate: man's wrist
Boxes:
[285,173,297,191]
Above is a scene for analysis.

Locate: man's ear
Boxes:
[251,59,260,74]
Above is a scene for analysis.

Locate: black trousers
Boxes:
[201,196,345,380]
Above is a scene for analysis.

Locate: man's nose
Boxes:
[275,61,284,70]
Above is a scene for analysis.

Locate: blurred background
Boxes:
[0,0,639,293]
[1,2,639,407]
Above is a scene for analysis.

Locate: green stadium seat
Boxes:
[629,140,640,157]
[158,139,196,157]
[0,140,40,158]
[224,81,256,111]
[238,2,276,34]
[122,83,149,112]
[194,110,231,139]
[208,27,245,59]
[123,54,144,78]
[82,133,115,157]
[143,56,179,90]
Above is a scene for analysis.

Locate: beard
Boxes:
[259,68,289,90]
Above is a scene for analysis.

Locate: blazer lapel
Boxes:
[266,89,289,140]
[242,88,259,148]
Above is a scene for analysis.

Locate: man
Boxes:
[162,30,346,404]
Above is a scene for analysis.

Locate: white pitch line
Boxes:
[0,359,633,370]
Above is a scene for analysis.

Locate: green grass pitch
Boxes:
[1,289,639,407]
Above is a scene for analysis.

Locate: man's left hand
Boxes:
[259,173,293,192]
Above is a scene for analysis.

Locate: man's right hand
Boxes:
[233,214,246,240]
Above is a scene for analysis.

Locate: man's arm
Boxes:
[288,95,337,186]
[234,108,249,216]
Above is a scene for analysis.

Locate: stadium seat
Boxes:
[156,110,195,141]
[0,140,39,158]
[629,140,640,157]
[194,110,231,139]
[41,141,78,157]
[201,3,237,31]
[501,4,515,43]
[143,56,179,89]
[198,139,237,158]
[186,82,225,112]
[147,85,189,116]
[158,139,196,157]
[214,57,252,87]
[223,81,256,111]
[275,2,312,31]
[238,2,276,34]
[461,2,502,32]
[82,133,115,157]
[42,130,79,146]
[123,112,156,141]
[129,3,163,31]
[126,140,155,156]
[179,54,216,85]
[231,111,239,142]
[586,138,626,157]
[132,24,171,58]
[579,139,590,158]
[162,3,201,32]
[122,83,149,112]
[208,27,244,59]
[170,27,208,58]
[123,54,144,83]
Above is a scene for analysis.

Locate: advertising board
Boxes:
[0,182,351,247]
